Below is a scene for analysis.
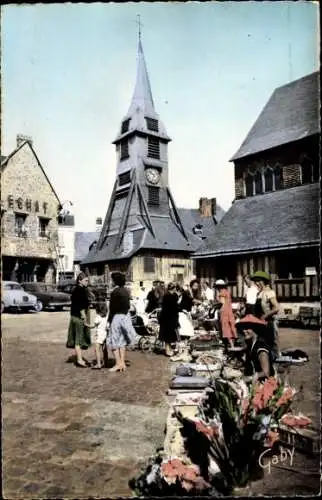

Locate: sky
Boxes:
[1,1,319,231]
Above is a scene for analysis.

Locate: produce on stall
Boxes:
[130,374,304,496]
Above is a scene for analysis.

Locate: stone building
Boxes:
[1,135,61,283]
[81,37,223,293]
[194,72,320,304]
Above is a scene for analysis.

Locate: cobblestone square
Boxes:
[2,311,320,497]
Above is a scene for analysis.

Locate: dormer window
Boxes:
[145,117,159,132]
[147,137,160,159]
[193,224,203,235]
[119,171,131,186]
[121,119,130,134]
[120,140,129,161]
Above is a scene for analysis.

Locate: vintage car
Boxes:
[58,279,76,295]
[1,281,41,313]
[58,280,110,305]
[21,282,71,311]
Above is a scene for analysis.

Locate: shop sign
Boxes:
[7,195,48,214]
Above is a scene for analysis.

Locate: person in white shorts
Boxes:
[90,302,109,369]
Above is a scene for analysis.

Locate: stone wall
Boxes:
[1,142,60,261]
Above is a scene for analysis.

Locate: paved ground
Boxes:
[2,311,170,498]
[1,311,321,497]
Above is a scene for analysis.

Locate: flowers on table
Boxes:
[129,453,218,496]
[130,375,303,496]
[178,376,298,488]
[280,413,312,428]
[161,457,210,491]
[264,429,280,448]
[243,377,297,424]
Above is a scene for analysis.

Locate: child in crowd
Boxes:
[90,302,109,369]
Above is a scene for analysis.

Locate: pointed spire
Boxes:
[127,35,155,116]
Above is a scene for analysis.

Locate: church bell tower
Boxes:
[83,25,196,276]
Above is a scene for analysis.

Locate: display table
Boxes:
[163,394,201,456]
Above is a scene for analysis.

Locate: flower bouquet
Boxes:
[175,376,297,489]
[129,376,299,496]
[129,453,222,496]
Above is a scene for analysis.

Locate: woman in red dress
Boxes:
[215,279,237,348]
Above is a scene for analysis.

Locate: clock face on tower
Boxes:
[145,168,160,185]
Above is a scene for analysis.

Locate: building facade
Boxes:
[1,136,61,283]
[194,72,320,307]
[81,36,221,294]
[57,214,76,281]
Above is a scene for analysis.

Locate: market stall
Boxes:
[129,318,317,496]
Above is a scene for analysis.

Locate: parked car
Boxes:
[1,281,41,313]
[58,279,76,295]
[21,282,71,311]
[58,279,110,305]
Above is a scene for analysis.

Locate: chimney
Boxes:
[199,197,212,217]
[17,134,33,148]
[96,217,103,233]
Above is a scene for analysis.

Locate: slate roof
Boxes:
[81,220,196,265]
[194,183,320,258]
[231,71,320,161]
[74,232,98,262]
[80,206,226,265]
[113,38,171,144]
[178,206,225,229]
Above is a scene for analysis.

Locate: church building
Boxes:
[82,36,215,292]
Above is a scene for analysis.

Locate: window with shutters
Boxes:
[148,186,160,206]
[147,137,160,159]
[245,174,254,197]
[144,255,155,273]
[254,170,263,194]
[121,119,130,134]
[120,140,129,160]
[264,168,274,192]
[119,171,131,186]
[145,117,159,132]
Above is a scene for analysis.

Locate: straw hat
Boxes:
[214,279,227,287]
[236,314,267,334]
[251,271,270,282]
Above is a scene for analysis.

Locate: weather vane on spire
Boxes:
[135,14,144,41]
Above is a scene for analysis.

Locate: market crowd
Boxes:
[66,271,280,379]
